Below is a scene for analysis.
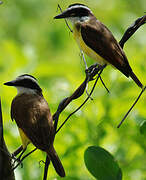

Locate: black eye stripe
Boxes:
[68,8,90,17]
[15,79,42,92]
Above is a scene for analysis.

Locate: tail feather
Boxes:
[47,147,65,177]
[130,71,143,89]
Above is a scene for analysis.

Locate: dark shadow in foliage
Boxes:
[140,120,146,136]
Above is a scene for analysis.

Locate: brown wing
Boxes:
[11,94,55,151]
[81,18,132,77]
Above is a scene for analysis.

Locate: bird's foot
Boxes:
[11,154,23,170]
[86,63,105,81]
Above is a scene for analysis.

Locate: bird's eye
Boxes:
[70,13,76,16]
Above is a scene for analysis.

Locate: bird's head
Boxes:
[54,3,93,24]
[4,74,42,95]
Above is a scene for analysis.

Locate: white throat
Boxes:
[16,87,37,95]
[68,16,90,25]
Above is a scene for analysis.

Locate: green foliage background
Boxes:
[0,0,146,179]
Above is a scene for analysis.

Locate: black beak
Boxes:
[4,80,15,86]
[54,10,70,19]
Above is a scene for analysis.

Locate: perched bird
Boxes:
[54,3,143,89]
[4,74,65,177]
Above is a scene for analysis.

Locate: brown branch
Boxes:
[99,75,110,93]
[0,98,15,180]
[56,66,106,134]
[53,64,104,131]
[119,15,146,48]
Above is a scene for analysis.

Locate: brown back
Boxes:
[11,93,55,151]
[81,16,132,77]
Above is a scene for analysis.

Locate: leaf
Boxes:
[84,146,122,180]
[140,120,146,135]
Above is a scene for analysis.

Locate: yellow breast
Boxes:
[73,24,107,65]
[18,128,30,148]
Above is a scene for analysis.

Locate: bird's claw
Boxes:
[11,154,23,169]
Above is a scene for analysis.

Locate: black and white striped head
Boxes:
[4,74,42,94]
[54,3,93,23]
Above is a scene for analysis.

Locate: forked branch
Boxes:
[42,13,146,180]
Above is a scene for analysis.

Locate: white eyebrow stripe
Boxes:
[17,75,37,83]
[67,5,91,12]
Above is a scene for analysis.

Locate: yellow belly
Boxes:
[18,128,30,149]
[73,26,107,65]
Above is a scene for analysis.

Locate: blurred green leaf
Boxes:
[84,146,122,180]
[140,120,146,135]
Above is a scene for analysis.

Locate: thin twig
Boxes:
[117,86,146,128]
[86,83,94,100]
[57,4,73,33]
[12,145,23,157]
[99,75,110,93]
[39,160,46,167]
[12,148,37,171]
[43,156,50,180]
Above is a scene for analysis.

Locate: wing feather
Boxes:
[81,18,132,76]
[11,94,55,151]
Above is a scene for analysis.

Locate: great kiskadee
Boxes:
[54,3,143,89]
[4,74,65,177]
